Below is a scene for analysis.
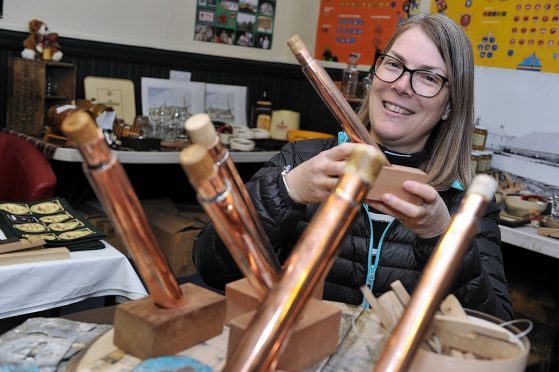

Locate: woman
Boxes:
[193,14,513,320]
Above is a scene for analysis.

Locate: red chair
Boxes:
[0,133,57,201]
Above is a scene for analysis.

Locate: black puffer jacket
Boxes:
[193,138,514,321]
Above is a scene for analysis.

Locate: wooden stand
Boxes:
[367,165,428,205]
[224,277,324,323]
[113,283,226,359]
[228,298,341,371]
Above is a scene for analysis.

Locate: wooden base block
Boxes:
[228,299,341,371]
[224,277,325,323]
[113,283,225,359]
[367,165,428,205]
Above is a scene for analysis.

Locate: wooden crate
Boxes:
[6,58,76,136]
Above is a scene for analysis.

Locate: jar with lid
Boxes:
[472,119,488,151]
[341,53,360,98]
[477,150,493,173]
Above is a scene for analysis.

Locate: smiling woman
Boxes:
[194,14,513,322]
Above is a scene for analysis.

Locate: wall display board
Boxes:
[432,0,559,73]
[314,0,422,65]
[194,0,276,49]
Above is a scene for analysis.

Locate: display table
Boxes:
[53,147,279,164]
[500,225,559,259]
[0,241,147,319]
[67,303,384,371]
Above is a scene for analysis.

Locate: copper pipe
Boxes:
[180,144,280,296]
[185,114,281,278]
[61,111,185,309]
[224,145,386,372]
[287,35,378,149]
[373,174,498,372]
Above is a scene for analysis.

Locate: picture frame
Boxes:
[84,77,136,125]
[141,77,205,118]
[205,83,247,126]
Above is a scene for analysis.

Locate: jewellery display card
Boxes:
[0,198,105,251]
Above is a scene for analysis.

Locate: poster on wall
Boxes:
[314,0,422,65]
[194,0,275,50]
[432,0,559,73]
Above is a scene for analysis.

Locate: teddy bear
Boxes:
[21,19,63,61]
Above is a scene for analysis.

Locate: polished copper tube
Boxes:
[287,35,378,148]
[373,174,498,372]
[224,145,386,372]
[61,111,185,309]
[185,114,281,279]
[180,144,279,297]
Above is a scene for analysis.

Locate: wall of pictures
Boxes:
[195,0,276,50]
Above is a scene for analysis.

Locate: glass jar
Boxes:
[472,126,488,151]
[478,150,493,173]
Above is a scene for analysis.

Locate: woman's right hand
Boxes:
[284,143,361,204]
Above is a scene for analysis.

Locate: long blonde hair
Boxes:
[357,14,474,190]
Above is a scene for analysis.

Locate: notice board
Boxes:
[432,0,559,73]
[314,0,421,65]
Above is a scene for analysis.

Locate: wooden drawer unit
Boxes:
[7,57,76,136]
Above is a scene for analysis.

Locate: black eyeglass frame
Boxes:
[373,53,449,98]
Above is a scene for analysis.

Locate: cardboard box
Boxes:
[86,215,127,255]
[142,199,207,278]
[148,211,206,277]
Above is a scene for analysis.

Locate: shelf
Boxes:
[500,224,559,259]
[6,58,76,136]
[52,147,279,164]
[45,95,70,100]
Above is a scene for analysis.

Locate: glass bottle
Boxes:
[251,89,273,131]
[341,53,360,98]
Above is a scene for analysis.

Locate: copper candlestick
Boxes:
[185,114,281,279]
[373,174,498,372]
[224,145,387,372]
[61,111,184,309]
[287,35,378,148]
[180,144,280,296]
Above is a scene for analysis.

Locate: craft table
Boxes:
[67,302,386,371]
[52,147,279,164]
[500,225,559,259]
[0,239,147,319]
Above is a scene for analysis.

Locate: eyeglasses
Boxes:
[373,53,449,98]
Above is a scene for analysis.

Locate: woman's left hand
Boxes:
[367,180,451,238]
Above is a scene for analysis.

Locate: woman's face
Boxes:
[369,26,450,153]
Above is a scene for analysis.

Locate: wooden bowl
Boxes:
[504,194,548,218]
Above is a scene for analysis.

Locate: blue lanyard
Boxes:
[361,203,394,309]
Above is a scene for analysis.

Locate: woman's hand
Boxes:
[284,143,360,204]
[367,180,451,238]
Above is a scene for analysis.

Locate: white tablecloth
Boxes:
[0,241,148,319]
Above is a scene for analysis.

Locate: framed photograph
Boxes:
[257,16,274,33]
[197,9,215,24]
[141,78,205,117]
[205,83,247,126]
[84,77,136,125]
